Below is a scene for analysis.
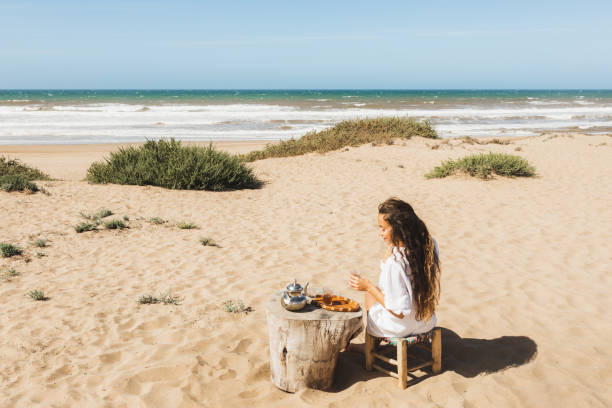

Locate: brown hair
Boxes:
[378,197,440,321]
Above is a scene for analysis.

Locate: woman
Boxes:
[349,198,441,339]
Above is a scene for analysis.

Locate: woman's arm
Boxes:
[348,275,404,319]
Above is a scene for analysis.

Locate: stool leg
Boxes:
[365,332,375,371]
[397,339,407,389]
[432,328,442,374]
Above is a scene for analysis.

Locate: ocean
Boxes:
[1,89,611,145]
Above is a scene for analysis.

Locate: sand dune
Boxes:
[1,134,611,407]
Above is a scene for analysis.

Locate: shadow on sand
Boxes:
[331,327,538,391]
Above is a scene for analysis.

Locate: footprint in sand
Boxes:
[238,389,260,399]
[99,351,122,364]
[46,364,72,383]
[219,368,236,380]
[229,338,253,354]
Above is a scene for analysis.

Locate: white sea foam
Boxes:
[1,101,611,144]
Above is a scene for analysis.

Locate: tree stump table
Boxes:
[266,291,363,393]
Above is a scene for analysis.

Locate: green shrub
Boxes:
[28,289,48,301]
[137,294,159,304]
[0,267,18,280]
[148,217,166,225]
[176,221,198,230]
[74,222,98,233]
[223,299,252,314]
[86,139,262,191]
[0,157,51,180]
[104,219,128,230]
[200,237,218,247]
[80,208,113,220]
[137,291,180,305]
[425,153,536,179]
[240,117,437,162]
[0,175,40,192]
[33,239,47,248]
[0,243,22,257]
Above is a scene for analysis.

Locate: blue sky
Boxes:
[1,0,611,89]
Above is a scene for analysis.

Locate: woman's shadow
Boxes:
[333,327,538,390]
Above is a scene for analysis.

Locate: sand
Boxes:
[1,133,611,407]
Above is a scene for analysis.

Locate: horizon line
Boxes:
[2,88,611,91]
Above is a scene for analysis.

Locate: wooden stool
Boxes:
[365,328,441,389]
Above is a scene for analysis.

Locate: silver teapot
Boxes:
[281,279,310,311]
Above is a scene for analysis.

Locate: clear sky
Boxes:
[1,0,611,89]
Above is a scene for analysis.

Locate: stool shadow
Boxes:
[332,327,538,391]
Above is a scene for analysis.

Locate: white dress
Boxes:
[366,246,437,338]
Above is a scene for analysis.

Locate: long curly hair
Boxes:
[378,198,440,321]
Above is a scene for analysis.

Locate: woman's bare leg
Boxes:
[348,292,380,353]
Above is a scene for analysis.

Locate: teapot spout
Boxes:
[304,282,310,297]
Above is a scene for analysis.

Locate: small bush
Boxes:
[0,175,40,193]
[200,237,218,247]
[137,291,180,305]
[28,289,48,301]
[223,299,252,314]
[177,221,198,230]
[1,267,19,280]
[123,215,130,221]
[137,294,159,304]
[104,219,128,230]
[33,239,47,248]
[240,117,437,162]
[425,153,536,179]
[0,243,22,257]
[74,222,98,233]
[461,136,511,145]
[0,156,51,180]
[81,208,113,220]
[148,217,166,225]
[86,139,262,191]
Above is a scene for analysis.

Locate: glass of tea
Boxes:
[322,287,333,306]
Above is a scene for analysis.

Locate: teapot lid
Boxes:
[286,279,303,292]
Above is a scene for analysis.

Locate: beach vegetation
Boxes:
[36,252,46,258]
[27,289,48,301]
[176,221,198,230]
[1,267,19,280]
[200,237,218,247]
[74,221,98,233]
[240,117,437,162]
[148,217,166,225]
[0,156,51,180]
[86,138,262,191]
[223,299,252,314]
[0,174,40,193]
[33,239,47,248]
[80,208,113,220]
[104,219,128,230]
[0,243,23,258]
[425,153,536,179]
[137,291,181,305]
[461,136,512,145]
[123,215,130,221]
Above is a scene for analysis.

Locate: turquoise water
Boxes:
[1,90,611,144]
[2,89,612,106]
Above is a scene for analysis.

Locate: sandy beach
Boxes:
[1,133,611,407]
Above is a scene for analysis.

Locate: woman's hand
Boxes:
[348,273,371,291]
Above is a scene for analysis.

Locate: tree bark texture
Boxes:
[266,291,363,392]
